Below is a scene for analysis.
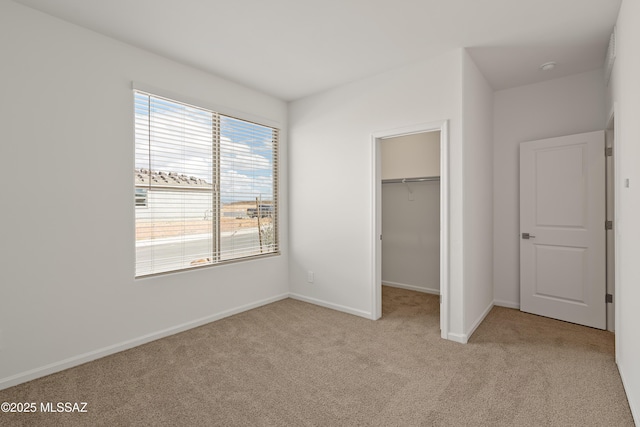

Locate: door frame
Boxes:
[370,120,450,339]
[606,104,620,346]
[606,110,615,332]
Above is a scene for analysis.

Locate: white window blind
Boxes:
[134,91,279,277]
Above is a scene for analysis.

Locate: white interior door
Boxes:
[520,131,605,329]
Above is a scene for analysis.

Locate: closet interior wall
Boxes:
[381,132,441,295]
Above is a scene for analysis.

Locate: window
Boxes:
[134,90,279,277]
[134,188,148,207]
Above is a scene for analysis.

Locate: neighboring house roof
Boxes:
[135,169,212,189]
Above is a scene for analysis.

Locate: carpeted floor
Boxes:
[0,286,634,426]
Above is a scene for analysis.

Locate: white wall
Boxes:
[461,51,495,335]
[608,0,640,421]
[288,50,467,337]
[381,132,440,179]
[0,1,288,389]
[493,69,606,307]
[382,182,440,294]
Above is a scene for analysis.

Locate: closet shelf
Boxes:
[382,176,440,184]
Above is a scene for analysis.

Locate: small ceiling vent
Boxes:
[604,27,616,86]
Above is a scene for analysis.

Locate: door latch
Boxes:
[522,233,536,239]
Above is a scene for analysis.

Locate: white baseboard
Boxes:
[466,301,494,341]
[288,293,373,319]
[447,332,468,344]
[447,301,494,344]
[494,299,520,309]
[617,361,639,426]
[0,293,289,391]
[382,281,440,295]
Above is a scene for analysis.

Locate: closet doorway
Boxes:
[371,121,450,339]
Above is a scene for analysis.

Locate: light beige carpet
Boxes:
[0,286,634,426]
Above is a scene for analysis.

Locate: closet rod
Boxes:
[381,176,440,184]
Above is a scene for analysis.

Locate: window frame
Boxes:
[133,86,280,278]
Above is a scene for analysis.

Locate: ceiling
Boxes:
[15,0,622,101]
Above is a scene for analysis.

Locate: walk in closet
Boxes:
[381,131,441,296]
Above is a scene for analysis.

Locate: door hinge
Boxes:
[606,293,613,303]
[605,220,613,230]
[605,147,613,157]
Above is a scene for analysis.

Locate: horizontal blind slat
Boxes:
[135,91,278,277]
